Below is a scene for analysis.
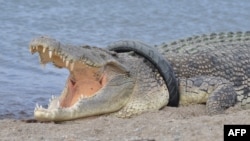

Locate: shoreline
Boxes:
[0,105,249,141]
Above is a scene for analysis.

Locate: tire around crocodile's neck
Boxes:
[107,40,180,107]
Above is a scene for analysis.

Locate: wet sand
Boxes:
[0,104,249,141]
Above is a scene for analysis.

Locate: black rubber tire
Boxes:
[107,40,179,107]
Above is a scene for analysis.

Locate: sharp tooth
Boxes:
[66,60,69,67]
[62,57,65,62]
[43,47,46,53]
[57,101,60,107]
[36,103,39,108]
[29,47,33,53]
[35,46,38,50]
[70,62,75,71]
[52,95,55,100]
[49,50,53,58]
[86,60,94,66]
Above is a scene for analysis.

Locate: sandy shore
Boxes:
[0,104,249,141]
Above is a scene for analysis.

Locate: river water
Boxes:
[0,0,250,119]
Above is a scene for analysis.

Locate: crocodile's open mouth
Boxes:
[60,62,107,108]
[30,42,108,109]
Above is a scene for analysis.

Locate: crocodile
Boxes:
[29,37,178,121]
[29,31,250,121]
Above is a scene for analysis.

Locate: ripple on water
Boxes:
[1,0,250,119]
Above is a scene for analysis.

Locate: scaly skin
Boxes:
[29,36,170,121]
[107,40,179,106]
[156,31,250,112]
[108,31,250,114]
[29,31,250,121]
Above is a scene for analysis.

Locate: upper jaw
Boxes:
[29,36,118,69]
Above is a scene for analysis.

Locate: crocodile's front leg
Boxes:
[179,76,237,114]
